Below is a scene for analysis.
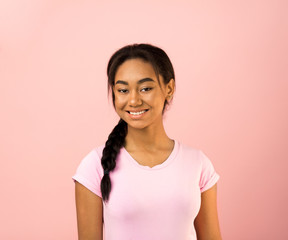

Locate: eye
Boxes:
[141,87,153,92]
[118,89,128,93]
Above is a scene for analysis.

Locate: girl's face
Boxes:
[113,58,174,130]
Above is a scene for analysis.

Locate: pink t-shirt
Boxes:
[72,139,219,240]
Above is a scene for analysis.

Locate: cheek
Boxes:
[114,95,126,108]
[149,91,166,104]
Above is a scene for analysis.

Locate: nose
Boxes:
[128,90,142,106]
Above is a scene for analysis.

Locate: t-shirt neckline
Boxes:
[121,139,179,170]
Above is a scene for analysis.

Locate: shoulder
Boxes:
[177,141,220,192]
[178,141,199,153]
[177,141,202,161]
[178,141,211,160]
[72,144,106,197]
[93,144,106,158]
[176,141,217,171]
[74,144,106,177]
[81,143,105,161]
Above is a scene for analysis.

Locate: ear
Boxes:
[165,78,175,100]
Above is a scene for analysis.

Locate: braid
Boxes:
[100,118,127,202]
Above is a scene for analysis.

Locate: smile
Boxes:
[128,110,148,115]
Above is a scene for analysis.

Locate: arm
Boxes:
[194,184,222,240]
[75,181,103,240]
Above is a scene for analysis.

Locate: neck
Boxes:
[124,121,172,151]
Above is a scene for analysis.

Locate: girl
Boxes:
[72,43,222,240]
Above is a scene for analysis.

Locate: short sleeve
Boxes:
[199,150,220,193]
[72,148,103,198]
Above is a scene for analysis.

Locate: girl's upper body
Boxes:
[73,43,222,240]
[73,139,219,240]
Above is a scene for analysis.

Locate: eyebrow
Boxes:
[115,78,155,85]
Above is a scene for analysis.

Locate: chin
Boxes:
[125,121,150,130]
[127,123,148,130]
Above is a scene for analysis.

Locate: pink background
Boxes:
[1,0,287,239]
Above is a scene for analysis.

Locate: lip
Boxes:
[126,109,149,119]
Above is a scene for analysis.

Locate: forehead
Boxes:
[114,58,157,83]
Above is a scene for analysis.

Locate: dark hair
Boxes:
[100,43,175,202]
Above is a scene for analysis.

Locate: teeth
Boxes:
[129,110,146,115]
